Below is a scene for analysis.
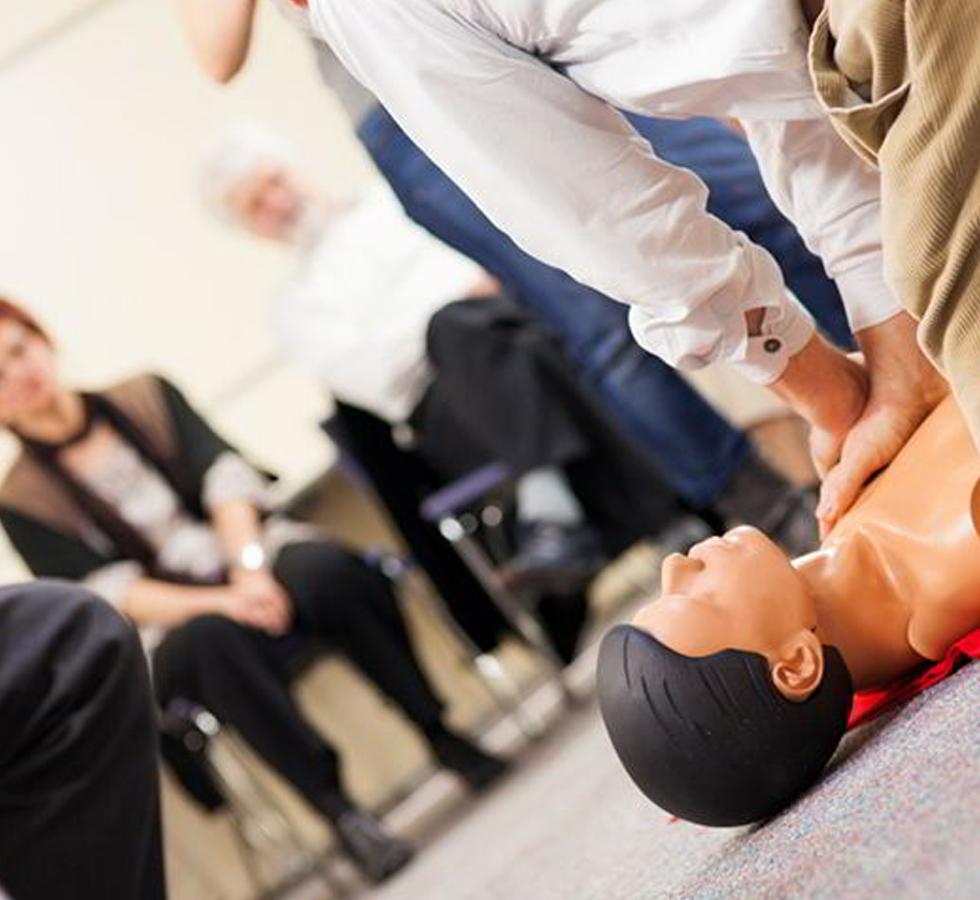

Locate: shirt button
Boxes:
[763,338,782,354]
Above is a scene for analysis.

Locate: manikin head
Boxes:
[597,526,853,826]
[201,125,322,244]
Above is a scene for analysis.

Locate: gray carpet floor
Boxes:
[371,664,980,900]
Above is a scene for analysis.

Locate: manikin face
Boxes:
[0,320,60,423]
[633,527,824,699]
[226,161,312,242]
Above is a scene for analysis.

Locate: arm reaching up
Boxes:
[175,0,257,82]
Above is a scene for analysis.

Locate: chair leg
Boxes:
[439,517,576,705]
[473,651,547,740]
[188,710,348,898]
[402,571,544,740]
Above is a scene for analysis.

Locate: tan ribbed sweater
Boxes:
[809,0,980,444]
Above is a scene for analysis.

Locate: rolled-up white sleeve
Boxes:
[202,451,272,513]
[312,0,814,383]
[741,117,901,334]
[83,560,145,613]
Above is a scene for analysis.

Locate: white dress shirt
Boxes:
[289,0,900,384]
[276,182,485,422]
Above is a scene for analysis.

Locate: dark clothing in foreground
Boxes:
[0,582,165,900]
[410,295,685,556]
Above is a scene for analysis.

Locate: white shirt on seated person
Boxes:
[276,180,488,423]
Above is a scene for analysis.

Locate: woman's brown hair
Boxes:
[0,297,52,345]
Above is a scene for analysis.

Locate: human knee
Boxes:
[152,614,243,705]
[0,581,141,670]
[156,614,243,679]
[170,613,242,652]
[278,542,397,624]
[277,541,377,596]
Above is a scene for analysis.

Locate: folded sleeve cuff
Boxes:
[630,288,816,386]
[83,560,145,612]
[835,259,903,333]
[729,292,817,385]
[202,452,272,513]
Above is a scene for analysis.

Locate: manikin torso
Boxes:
[801,396,980,688]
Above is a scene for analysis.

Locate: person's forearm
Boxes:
[211,499,264,571]
[856,312,944,396]
[741,118,902,337]
[327,0,796,379]
[123,578,225,629]
[771,331,867,434]
[175,0,257,83]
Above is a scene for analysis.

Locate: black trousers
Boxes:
[153,541,444,812]
[410,296,686,556]
[0,582,165,900]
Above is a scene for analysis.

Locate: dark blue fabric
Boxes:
[358,107,851,507]
[626,114,854,351]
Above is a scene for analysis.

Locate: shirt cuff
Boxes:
[725,291,816,385]
[202,452,272,513]
[628,288,814,385]
[835,259,904,333]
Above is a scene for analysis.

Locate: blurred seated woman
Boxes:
[0,298,506,883]
[597,395,980,827]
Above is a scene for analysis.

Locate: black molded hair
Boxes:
[596,624,853,826]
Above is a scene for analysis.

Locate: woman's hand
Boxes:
[219,569,293,636]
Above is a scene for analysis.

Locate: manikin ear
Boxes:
[769,630,825,702]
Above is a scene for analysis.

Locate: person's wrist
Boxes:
[229,566,269,590]
[228,541,267,583]
[205,584,237,617]
[235,540,266,572]
[856,312,948,404]
[772,332,868,432]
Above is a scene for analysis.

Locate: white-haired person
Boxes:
[201,125,706,627]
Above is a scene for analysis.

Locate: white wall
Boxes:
[0,0,380,577]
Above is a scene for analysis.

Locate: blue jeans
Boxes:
[358,108,851,508]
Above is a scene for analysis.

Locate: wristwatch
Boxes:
[237,541,267,573]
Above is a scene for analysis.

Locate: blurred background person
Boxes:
[203,126,709,660]
[178,0,861,557]
[0,298,509,884]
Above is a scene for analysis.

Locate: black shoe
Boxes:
[428,728,510,791]
[537,589,590,664]
[333,810,414,883]
[500,521,607,594]
[714,453,819,556]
